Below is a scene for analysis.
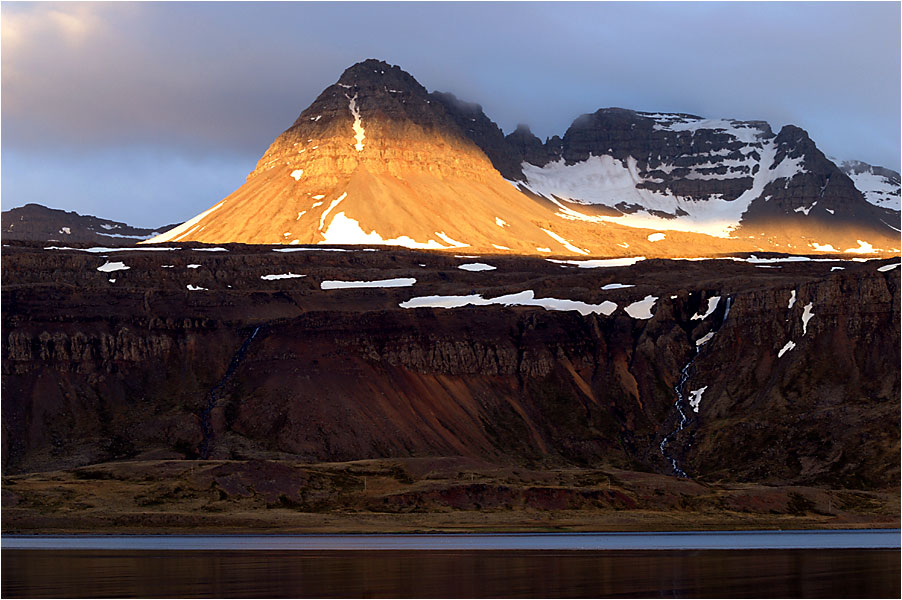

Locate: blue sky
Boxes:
[2,1,899,227]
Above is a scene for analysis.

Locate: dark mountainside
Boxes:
[2,243,899,531]
[2,203,176,246]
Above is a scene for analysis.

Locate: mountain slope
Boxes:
[838,160,901,211]
[2,204,174,246]
[146,60,900,256]
[505,110,900,252]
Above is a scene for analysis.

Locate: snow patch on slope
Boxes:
[690,296,721,320]
[624,295,658,319]
[458,263,496,272]
[541,228,588,255]
[435,232,470,248]
[400,290,618,316]
[97,261,130,273]
[347,94,366,152]
[547,256,646,268]
[696,331,715,346]
[777,340,796,357]
[322,278,415,289]
[319,193,348,231]
[143,202,225,244]
[261,273,306,280]
[801,302,814,335]
[688,386,708,413]
[321,212,461,250]
[518,136,805,238]
[651,117,765,144]
[844,167,900,211]
[810,242,838,252]
[844,240,877,254]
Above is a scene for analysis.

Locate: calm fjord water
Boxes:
[3,529,899,550]
[3,531,899,598]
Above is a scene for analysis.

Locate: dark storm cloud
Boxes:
[2,1,899,224]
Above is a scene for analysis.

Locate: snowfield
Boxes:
[547,257,646,268]
[458,263,497,272]
[322,278,417,289]
[516,117,810,239]
[624,295,658,319]
[601,283,634,290]
[400,290,618,316]
[96,261,130,273]
[845,167,900,211]
[261,273,306,280]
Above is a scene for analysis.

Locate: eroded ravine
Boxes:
[199,326,261,459]
[659,296,732,477]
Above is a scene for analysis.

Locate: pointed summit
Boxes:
[336,59,424,90]
[146,60,608,252]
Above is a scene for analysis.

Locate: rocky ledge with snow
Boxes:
[3,242,898,493]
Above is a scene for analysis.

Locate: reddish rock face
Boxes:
[2,244,898,490]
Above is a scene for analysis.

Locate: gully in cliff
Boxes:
[199,326,261,459]
[659,296,732,477]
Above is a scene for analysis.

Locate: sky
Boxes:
[2,1,900,227]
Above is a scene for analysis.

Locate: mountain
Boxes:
[2,203,176,246]
[143,60,743,256]
[504,112,901,250]
[147,59,900,256]
[837,160,901,211]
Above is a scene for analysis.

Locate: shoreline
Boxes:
[5,459,898,537]
[5,512,898,537]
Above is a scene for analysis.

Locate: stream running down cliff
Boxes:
[199,326,261,459]
[659,296,732,477]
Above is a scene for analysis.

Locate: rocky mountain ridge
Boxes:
[2,204,175,247]
[7,60,898,255]
[448,103,900,247]
[146,59,899,255]
[838,159,901,211]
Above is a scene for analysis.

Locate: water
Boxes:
[3,531,898,598]
[660,295,733,477]
[3,548,898,598]
[659,350,697,478]
[3,529,898,550]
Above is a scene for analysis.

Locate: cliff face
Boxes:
[3,244,898,489]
